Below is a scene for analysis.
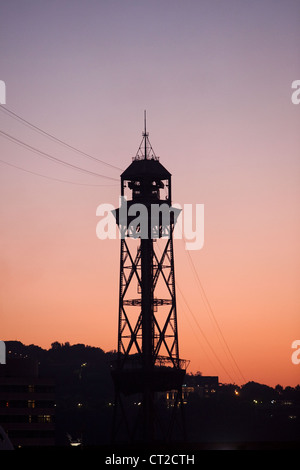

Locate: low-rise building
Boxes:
[165,375,219,407]
[0,357,55,448]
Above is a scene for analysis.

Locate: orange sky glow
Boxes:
[1,1,299,388]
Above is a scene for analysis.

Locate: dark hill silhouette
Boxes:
[2,341,300,448]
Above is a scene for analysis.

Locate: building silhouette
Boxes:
[0,356,55,448]
[165,376,219,407]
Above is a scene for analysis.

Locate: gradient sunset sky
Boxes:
[1,0,299,387]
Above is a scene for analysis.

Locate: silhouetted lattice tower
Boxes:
[111,114,188,444]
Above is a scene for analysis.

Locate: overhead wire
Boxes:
[176,294,218,374]
[0,106,245,382]
[183,244,246,384]
[176,282,236,383]
[0,105,123,171]
[0,129,119,182]
[0,158,119,187]
[155,240,236,383]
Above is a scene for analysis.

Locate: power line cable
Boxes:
[0,129,119,182]
[184,246,246,384]
[176,295,218,375]
[176,282,236,383]
[0,105,123,171]
[154,241,235,382]
[0,158,119,187]
[184,247,238,380]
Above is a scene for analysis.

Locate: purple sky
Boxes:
[1,1,300,387]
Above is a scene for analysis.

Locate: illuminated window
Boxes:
[28,400,35,408]
[38,415,52,423]
[28,385,35,393]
